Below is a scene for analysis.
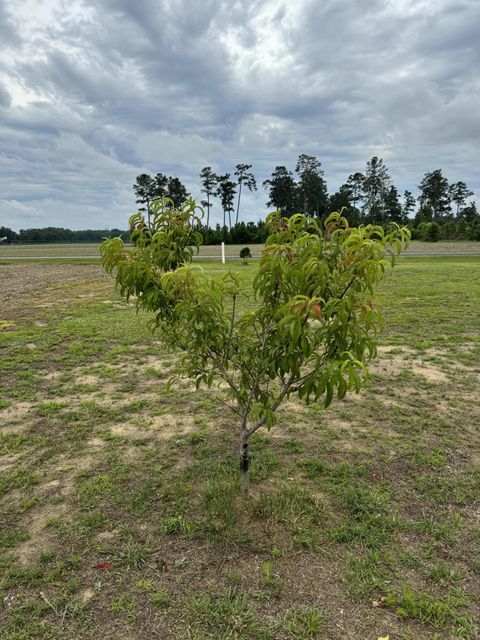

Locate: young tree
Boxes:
[263,166,298,216]
[216,174,237,230]
[200,166,217,228]
[234,164,257,226]
[102,200,410,491]
[295,154,328,218]
[449,181,474,218]
[418,170,451,221]
[240,247,252,264]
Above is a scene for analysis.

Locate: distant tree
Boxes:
[329,185,361,224]
[425,221,440,242]
[200,167,217,228]
[134,173,190,221]
[461,201,479,223]
[344,173,361,209]
[153,173,169,200]
[403,190,416,219]
[0,226,18,243]
[415,204,434,226]
[234,164,257,225]
[263,166,298,216]
[240,247,252,264]
[295,154,328,217]
[384,185,403,223]
[449,181,474,218]
[418,170,451,222]
[167,177,189,209]
[362,157,391,224]
[133,174,155,224]
[215,174,237,230]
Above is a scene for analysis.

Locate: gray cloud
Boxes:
[0,0,479,231]
[0,81,11,107]
[0,0,19,46]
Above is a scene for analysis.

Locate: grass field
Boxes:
[1,257,479,639]
[1,240,480,263]
[0,243,266,261]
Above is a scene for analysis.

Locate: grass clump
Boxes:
[186,588,273,639]
[382,586,476,638]
[284,606,327,638]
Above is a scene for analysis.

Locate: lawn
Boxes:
[0,257,479,639]
[1,240,479,264]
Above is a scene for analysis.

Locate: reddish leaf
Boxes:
[96,563,111,569]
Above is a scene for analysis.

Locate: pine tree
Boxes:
[418,170,451,222]
[234,164,257,225]
[295,154,328,217]
[200,167,217,228]
[263,166,298,216]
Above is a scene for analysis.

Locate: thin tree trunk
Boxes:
[240,427,249,492]
[206,194,210,228]
[236,182,242,226]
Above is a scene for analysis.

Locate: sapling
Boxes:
[102,197,409,491]
[240,247,252,264]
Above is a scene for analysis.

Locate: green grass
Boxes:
[0,256,479,639]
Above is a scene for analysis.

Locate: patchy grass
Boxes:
[0,257,479,639]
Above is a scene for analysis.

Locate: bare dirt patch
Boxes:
[374,346,448,383]
[0,401,35,431]
[17,502,69,565]
[0,264,111,321]
[149,413,197,439]
[75,374,100,386]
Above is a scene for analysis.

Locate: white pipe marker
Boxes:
[221,242,225,264]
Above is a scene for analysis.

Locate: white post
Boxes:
[221,242,225,265]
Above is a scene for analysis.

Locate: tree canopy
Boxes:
[101,198,410,488]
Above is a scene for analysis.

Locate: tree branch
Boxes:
[247,374,296,437]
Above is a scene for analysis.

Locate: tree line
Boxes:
[0,226,129,244]
[132,156,479,241]
[1,155,478,243]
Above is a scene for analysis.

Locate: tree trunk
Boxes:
[236,183,242,226]
[240,428,249,492]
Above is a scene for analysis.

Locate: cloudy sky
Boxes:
[0,0,479,231]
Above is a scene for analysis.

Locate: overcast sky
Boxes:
[1,0,479,231]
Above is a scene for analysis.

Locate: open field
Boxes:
[1,241,480,263]
[0,243,266,261]
[1,258,479,639]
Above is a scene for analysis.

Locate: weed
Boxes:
[260,561,283,597]
[108,594,136,618]
[382,586,476,638]
[186,588,273,639]
[284,606,327,638]
[150,589,171,608]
